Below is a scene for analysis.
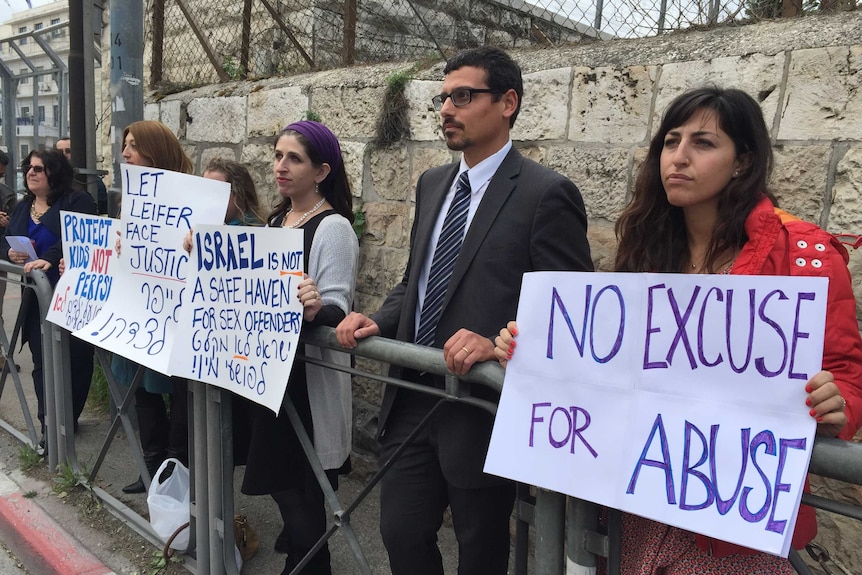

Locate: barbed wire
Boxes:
[147,0,858,90]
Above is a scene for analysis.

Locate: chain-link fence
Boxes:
[147,0,859,89]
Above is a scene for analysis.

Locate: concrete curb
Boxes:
[0,471,116,575]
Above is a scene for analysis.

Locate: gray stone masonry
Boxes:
[123,11,862,573]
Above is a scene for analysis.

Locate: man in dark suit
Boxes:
[336,47,592,574]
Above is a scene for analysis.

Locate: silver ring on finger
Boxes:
[840,396,847,410]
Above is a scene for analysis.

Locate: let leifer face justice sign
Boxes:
[485,271,826,557]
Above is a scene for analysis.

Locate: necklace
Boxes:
[30,202,47,222]
[283,197,326,229]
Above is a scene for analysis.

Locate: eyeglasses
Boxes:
[432,88,498,111]
[23,165,45,174]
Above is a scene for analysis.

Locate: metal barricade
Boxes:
[0,261,67,469]
[2,301,861,574]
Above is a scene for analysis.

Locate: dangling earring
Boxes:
[315,183,321,195]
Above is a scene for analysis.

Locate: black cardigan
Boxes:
[1,189,98,270]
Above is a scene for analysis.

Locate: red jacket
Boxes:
[695,197,862,557]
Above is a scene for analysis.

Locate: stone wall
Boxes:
[139,11,862,571]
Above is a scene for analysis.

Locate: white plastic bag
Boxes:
[147,458,190,551]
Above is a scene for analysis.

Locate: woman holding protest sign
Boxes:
[241,120,358,575]
[1,148,97,449]
[494,87,862,574]
[116,120,194,494]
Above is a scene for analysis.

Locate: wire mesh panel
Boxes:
[147,0,860,88]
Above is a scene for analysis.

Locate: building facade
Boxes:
[0,1,70,175]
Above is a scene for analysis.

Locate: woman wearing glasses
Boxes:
[1,149,97,448]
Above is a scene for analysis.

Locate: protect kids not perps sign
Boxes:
[484,271,826,557]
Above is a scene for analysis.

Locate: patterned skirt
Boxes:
[599,513,796,575]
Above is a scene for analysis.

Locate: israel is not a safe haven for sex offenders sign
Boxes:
[484,271,827,557]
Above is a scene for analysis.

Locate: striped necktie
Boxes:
[415,171,472,347]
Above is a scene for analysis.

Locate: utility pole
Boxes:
[68,0,100,205]
[108,0,144,208]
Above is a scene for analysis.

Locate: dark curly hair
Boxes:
[22,148,74,205]
[615,86,778,273]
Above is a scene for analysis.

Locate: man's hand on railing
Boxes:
[335,311,381,348]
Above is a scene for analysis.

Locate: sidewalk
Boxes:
[0,464,116,575]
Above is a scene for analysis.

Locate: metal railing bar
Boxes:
[801,492,862,521]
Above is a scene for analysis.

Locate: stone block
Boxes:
[187,96,247,143]
[362,202,411,248]
[240,142,279,210]
[310,85,386,138]
[847,247,862,331]
[370,146,411,201]
[406,80,444,142]
[828,147,862,234]
[340,140,366,198]
[546,146,630,221]
[780,46,862,140]
[569,65,656,144]
[410,147,454,193]
[357,246,409,298]
[200,147,239,173]
[144,103,159,122]
[517,145,547,165]
[247,86,308,138]
[512,67,572,142]
[656,54,785,132]
[160,100,183,136]
[771,145,829,225]
[587,221,618,272]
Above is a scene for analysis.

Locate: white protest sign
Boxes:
[45,212,120,331]
[485,271,826,557]
[170,225,304,414]
[74,165,230,375]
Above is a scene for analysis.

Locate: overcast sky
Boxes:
[1,0,57,25]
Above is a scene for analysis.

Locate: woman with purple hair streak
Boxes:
[240,121,358,574]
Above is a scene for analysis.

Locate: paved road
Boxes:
[0,538,31,574]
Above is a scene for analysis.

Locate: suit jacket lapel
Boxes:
[404,163,460,334]
[443,148,522,309]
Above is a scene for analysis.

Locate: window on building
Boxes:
[50,18,62,37]
[53,105,59,127]
[20,106,30,118]
[21,144,29,158]
[35,65,45,83]
[19,69,28,85]
[18,27,27,45]
[34,23,43,31]
[38,106,45,123]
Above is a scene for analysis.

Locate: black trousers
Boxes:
[134,379,189,470]
[24,298,93,431]
[378,391,516,575]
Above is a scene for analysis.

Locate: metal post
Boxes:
[0,62,17,170]
[566,498,600,575]
[535,488,566,575]
[109,0,145,186]
[593,0,604,32]
[657,0,668,33]
[191,380,211,574]
[69,0,99,206]
[206,385,227,575]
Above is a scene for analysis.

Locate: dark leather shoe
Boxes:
[122,476,145,494]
